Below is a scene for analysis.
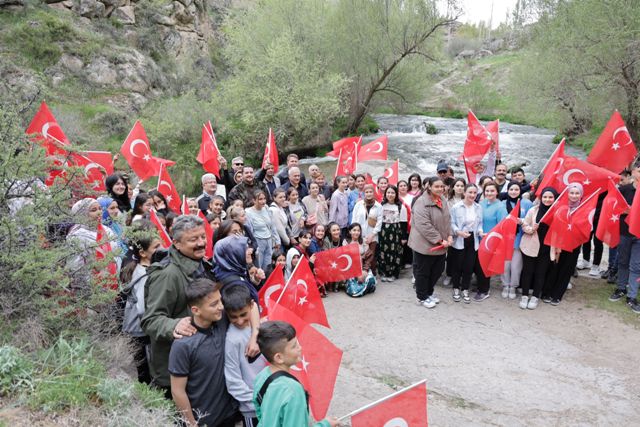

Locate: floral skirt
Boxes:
[377,222,403,278]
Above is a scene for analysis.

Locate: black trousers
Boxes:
[413,251,446,301]
[520,244,552,298]
[581,231,604,265]
[550,247,580,300]
[450,235,476,290]
[474,253,491,294]
[131,335,151,385]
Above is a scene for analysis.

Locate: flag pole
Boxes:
[536,186,568,225]
[337,379,427,421]
[571,187,602,216]
[534,138,565,187]
[272,256,303,308]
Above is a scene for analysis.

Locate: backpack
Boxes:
[345,270,376,297]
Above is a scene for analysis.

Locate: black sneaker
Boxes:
[607,272,617,284]
[542,296,552,304]
[601,268,611,279]
[550,298,560,306]
[628,298,640,314]
[609,288,627,302]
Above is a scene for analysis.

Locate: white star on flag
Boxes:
[298,295,307,305]
[330,261,338,269]
[583,179,591,185]
[143,154,151,161]
[610,214,619,223]
[299,356,309,371]
[612,142,620,151]
[567,224,572,230]
[166,195,173,203]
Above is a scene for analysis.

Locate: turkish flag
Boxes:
[197,211,214,260]
[384,159,399,185]
[181,195,191,215]
[373,184,383,202]
[314,243,363,283]
[626,183,640,238]
[351,381,428,427]
[545,191,599,251]
[95,223,118,290]
[596,180,629,247]
[478,200,519,276]
[268,304,342,420]
[257,264,285,317]
[26,101,71,150]
[535,139,566,196]
[540,152,619,198]
[157,164,181,213]
[335,145,358,178]
[358,135,388,161]
[120,121,156,180]
[326,136,361,157]
[80,151,114,175]
[486,119,500,156]
[588,111,638,174]
[197,122,221,178]
[267,257,329,328]
[262,128,280,173]
[70,153,109,192]
[463,110,493,163]
[149,209,172,248]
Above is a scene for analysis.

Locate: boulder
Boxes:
[0,0,24,7]
[85,56,117,85]
[172,0,195,25]
[75,0,106,18]
[112,5,135,24]
[58,54,84,73]
[456,49,475,59]
[48,1,73,10]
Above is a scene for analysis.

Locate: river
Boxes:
[303,114,586,181]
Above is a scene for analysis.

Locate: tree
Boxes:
[514,0,640,147]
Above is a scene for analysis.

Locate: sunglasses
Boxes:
[234,163,244,166]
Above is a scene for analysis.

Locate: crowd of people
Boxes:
[49,145,640,426]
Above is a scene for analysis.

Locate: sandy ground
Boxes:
[320,269,640,426]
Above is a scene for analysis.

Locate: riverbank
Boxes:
[323,270,640,426]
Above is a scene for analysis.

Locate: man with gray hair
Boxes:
[196,173,226,215]
[141,215,259,396]
[280,166,308,198]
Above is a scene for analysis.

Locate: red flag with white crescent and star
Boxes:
[539,153,619,198]
[257,264,285,317]
[181,195,191,215]
[478,200,520,276]
[535,138,566,196]
[70,153,109,192]
[120,121,156,180]
[95,223,118,290]
[25,101,71,151]
[262,128,280,173]
[596,180,629,247]
[157,164,181,213]
[463,110,493,164]
[149,209,172,248]
[80,151,114,175]
[335,145,358,178]
[351,381,429,427]
[326,136,361,158]
[545,190,600,251]
[588,111,638,174]
[268,257,329,328]
[384,159,399,185]
[626,182,640,238]
[268,303,342,420]
[358,135,388,161]
[486,118,500,157]
[197,122,221,178]
[313,243,363,283]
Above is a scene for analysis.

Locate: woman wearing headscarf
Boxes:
[66,198,118,291]
[519,187,558,309]
[97,196,128,254]
[544,182,584,305]
[499,181,534,300]
[213,235,261,303]
[105,174,131,213]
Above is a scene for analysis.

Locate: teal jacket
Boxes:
[253,367,330,427]
[140,247,203,387]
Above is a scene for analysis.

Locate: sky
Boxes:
[452,0,519,29]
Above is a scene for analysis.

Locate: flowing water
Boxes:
[304,114,586,180]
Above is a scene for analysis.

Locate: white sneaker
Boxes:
[576,258,591,270]
[453,288,461,301]
[462,290,471,303]
[508,286,517,299]
[411,276,416,284]
[430,295,440,304]
[589,266,600,277]
[567,282,573,290]
[422,297,436,308]
[519,296,529,309]
[527,296,539,309]
[501,286,509,299]
[443,276,451,287]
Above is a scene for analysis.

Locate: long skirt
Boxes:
[377,222,403,278]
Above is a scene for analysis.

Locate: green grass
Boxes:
[576,277,640,328]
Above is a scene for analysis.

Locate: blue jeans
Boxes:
[616,235,640,299]
[609,246,618,273]
[255,237,273,272]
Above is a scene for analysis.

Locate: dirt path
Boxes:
[321,270,640,426]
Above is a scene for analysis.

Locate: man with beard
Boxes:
[494,163,509,194]
[141,215,260,397]
[228,166,270,208]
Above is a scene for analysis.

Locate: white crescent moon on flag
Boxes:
[41,122,53,138]
[369,141,384,153]
[337,254,353,271]
[554,157,564,173]
[84,162,105,178]
[562,168,586,185]
[129,139,148,158]
[264,284,282,309]
[159,180,172,193]
[613,126,634,146]
[383,418,409,427]
[296,279,308,293]
[384,167,394,179]
[483,231,503,251]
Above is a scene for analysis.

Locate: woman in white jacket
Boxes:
[269,188,292,252]
[351,184,382,275]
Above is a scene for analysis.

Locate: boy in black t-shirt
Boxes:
[169,278,239,427]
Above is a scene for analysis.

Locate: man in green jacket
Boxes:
[141,215,260,394]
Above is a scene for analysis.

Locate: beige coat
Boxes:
[519,205,541,257]
[408,193,452,256]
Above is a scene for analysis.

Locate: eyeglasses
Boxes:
[234,163,244,166]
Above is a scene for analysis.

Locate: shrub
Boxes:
[0,346,34,395]
[97,377,134,408]
[8,13,74,70]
